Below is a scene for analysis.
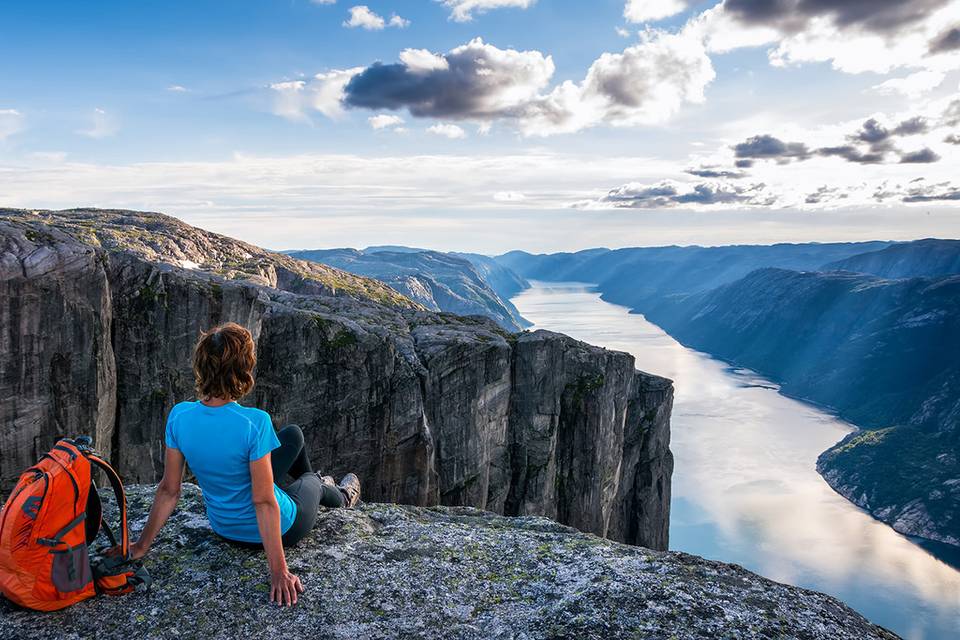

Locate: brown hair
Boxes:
[192,322,256,401]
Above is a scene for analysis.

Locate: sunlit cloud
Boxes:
[427,123,467,138]
[368,114,405,130]
[284,31,714,136]
[624,0,688,23]
[686,0,960,74]
[269,68,364,122]
[343,5,409,30]
[872,71,946,96]
[439,0,537,22]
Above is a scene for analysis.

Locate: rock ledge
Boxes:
[0,484,898,640]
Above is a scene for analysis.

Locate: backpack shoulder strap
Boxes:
[85,454,129,559]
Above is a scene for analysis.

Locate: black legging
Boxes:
[225,424,344,549]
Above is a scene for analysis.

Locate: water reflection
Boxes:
[512,281,960,640]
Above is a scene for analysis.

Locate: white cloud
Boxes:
[324,31,713,136]
[368,114,404,129]
[493,191,526,202]
[872,71,946,96]
[311,0,336,4]
[427,123,467,138]
[439,0,537,22]
[0,109,24,141]
[689,0,960,74]
[5,149,960,251]
[343,6,408,30]
[399,48,450,73]
[615,26,632,38]
[624,0,688,23]
[76,108,118,139]
[0,151,666,222]
[343,6,383,30]
[269,68,364,122]
[166,85,189,93]
[519,29,715,135]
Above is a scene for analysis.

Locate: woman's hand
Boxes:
[129,540,148,560]
[106,540,147,560]
[270,569,304,607]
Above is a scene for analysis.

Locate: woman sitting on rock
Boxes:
[123,322,361,607]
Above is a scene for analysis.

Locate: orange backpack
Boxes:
[0,436,151,611]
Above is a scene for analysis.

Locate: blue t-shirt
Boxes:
[164,401,297,543]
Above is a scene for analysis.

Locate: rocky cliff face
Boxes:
[0,483,900,640]
[0,208,673,549]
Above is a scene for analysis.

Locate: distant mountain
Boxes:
[821,239,960,278]
[364,245,429,254]
[451,252,530,300]
[498,242,892,310]
[362,247,530,301]
[641,268,960,546]
[289,248,530,331]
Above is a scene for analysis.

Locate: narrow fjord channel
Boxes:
[511,281,960,640]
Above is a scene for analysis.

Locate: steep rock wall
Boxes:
[0,210,674,549]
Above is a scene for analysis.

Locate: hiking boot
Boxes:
[316,473,336,488]
[338,473,361,509]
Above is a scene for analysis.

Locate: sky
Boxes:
[1,0,959,253]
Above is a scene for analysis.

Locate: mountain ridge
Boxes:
[289,247,530,331]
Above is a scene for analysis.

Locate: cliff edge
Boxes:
[0,484,899,640]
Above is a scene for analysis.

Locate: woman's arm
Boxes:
[250,454,303,607]
[130,447,185,559]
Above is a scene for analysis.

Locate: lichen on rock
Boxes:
[0,484,900,639]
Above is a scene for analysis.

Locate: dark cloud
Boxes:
[342,39,553,120]
[945,133,960,145]
[599,180,772,208]
[902,181,960,202]
[733,134,811,163]
[872,180,960,203]
[734,159,754,169]
[724,0,950,35]
[930,26,960,53]
[805,185,849,204]
[850,117,928,146]
[899,148,941,163]
[675,183,769,205]
[942,100,960,127]
[686,166,749,179]
[852,118,892,145]
[892,116,929,136]
[816,145,885,164]
[733,115,938,169]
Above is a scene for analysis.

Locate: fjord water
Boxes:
[511,282,960,640]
